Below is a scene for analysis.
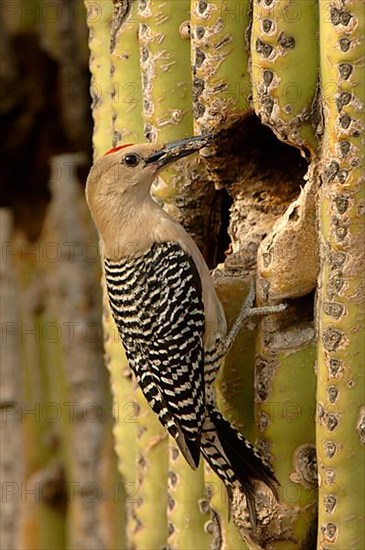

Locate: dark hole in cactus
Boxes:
[214,188,233,265]
[203,114,310,270]
[206,113,308,189]
[278,289,315,330]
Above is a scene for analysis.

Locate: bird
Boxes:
[85,135,280,526]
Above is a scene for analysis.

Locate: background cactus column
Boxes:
[316,1,365,548]
[40,153,121,550]
[0,210,23,550]
[2,2,121,547]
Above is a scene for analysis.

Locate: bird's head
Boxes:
[85,135,209,211]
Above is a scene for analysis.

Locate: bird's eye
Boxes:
[123,153,140,166]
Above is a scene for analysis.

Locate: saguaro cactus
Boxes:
[83,0,364,548]
[316,1,365,548]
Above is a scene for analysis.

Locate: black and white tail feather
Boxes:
[201,403,278,527]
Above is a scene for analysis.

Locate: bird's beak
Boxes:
[145,135,210,168]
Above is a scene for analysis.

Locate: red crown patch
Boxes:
[104,144,134,156]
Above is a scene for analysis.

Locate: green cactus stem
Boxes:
[316,0,365,548]
[138,0,193,146]
[131,389,169,549]
[167,445,211,549]
[190,0,252,132]
[110,0,144,145]
[250,0,318,153]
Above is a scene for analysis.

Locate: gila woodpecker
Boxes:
[85,136,280,526]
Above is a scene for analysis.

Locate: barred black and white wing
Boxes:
[104,242,205,468]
